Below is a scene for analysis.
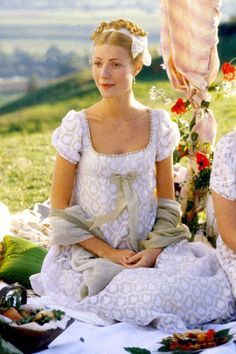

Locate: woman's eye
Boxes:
[93,62,102,66]
[112,63,122,68]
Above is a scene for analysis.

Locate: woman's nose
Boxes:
[100,64,110,78]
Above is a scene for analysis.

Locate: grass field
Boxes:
[0,70,235,213]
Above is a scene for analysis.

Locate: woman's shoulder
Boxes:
[210,130,236,199]
[150,108,179,136]
[150,108,180,161]
[214,130,236,164]
[60,109,85,124]
[51,109,86,164]
[151,108,170,120]
[216,130,236,152]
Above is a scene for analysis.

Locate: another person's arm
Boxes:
[212,191,236,251]
[210,132,236,252]
[51,154,136,263]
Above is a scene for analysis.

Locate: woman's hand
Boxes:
[109,249,137,265]
[120,248,162,268]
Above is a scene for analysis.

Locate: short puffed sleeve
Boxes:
[210,131,236,200]
[52,110,83,164]
[155,109,180,161]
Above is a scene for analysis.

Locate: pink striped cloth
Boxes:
[160,0,221,145]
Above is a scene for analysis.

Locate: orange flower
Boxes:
[196,152,210,171]
[178,144,188,157]
[171,98,187,115]
[222,62,236,81]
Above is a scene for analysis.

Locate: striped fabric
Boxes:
[160,0,221,111]
[160,1,222,220]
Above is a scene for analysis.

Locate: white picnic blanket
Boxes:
[1,202,236,353]
[35,319,236,354]
[25,295,236,354]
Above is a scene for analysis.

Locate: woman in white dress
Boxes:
[210,130,236,298]
[31,19,235,332]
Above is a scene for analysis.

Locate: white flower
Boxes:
[173,163,188,184]
[160,63,166,70]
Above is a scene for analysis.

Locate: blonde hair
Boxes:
[91,19,148,66]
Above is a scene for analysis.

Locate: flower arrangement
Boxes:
[150,60,236,244]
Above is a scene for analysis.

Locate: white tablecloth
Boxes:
[35,319,236,354]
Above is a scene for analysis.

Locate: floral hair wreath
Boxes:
[102,28,152,66]
[91,19,152,66]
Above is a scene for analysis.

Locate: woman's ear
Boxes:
[133,62,143,77]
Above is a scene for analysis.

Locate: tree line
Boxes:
[0,46,88,79]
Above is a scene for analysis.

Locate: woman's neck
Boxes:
[98,92,144,121]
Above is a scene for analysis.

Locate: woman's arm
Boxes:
[156,156,175,200]
[51,154,136,263]
[212,190,236,251]
[50,153,77,208]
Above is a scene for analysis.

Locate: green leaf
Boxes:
[201,100,210,109]
[185,100,191,107]
[0,337,24,354]
[173,150,181,164]
[186,200,194,212]
[226,334,233,341]
[191,132,198,141]
[216,328,231,338]
[157,345,171,352]
[124,347,151,354]
[189,116,196,131]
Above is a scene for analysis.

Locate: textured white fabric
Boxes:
[210,130,236,299]
[210,131,236,201]
[34,320,236,354]
[32,240,235,332]
[31,110,235,332]
[51,109,179,250]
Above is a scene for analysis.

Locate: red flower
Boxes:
[222,62,236,81]
[196,152,210,171]
[171,98,187,115]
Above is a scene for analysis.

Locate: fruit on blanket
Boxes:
[2,307,23,321]
[159,328,232,352]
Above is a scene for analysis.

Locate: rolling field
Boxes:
[0,70,235,213]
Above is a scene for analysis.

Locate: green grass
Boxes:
[0,70,235,213]
[0,132,54,212]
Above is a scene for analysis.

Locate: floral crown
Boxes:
[91,19,152,66]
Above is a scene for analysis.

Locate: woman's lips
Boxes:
[99,83,115,89]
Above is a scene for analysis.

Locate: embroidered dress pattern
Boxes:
[30,110,235,332]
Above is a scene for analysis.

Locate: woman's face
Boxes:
[91,44,135,98]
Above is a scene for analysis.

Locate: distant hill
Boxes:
[0,1,234,58]
[0,0,234,20]
[0,56,167,116]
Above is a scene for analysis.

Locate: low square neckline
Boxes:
[82,108,153,157]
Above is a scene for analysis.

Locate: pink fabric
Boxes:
[160,0,221,145]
